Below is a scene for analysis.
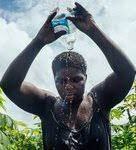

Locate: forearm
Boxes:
[86,23,135,77]
[1,38,45,91]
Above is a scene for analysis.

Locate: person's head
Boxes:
[52,51,87,103]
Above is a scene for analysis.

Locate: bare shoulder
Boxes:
[21,81,56,98]
[13,81,58,115]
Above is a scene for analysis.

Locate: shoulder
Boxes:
[21,82,57,114]
[87,86,110,112]
[21,82,56,98]
[41,89,58,107]
[88,84,104,104]
[87,91,110,121]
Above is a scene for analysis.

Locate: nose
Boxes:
[65,83,74,91]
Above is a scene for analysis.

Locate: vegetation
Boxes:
[0,88,43,150]
[111,81,136,150]
[0,82,136,150]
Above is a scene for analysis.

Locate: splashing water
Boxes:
[51,0,77,130]
[52,0,77,51]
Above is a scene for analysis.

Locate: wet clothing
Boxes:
[40,92,111,150]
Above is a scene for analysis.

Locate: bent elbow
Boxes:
[0,79,13,96]
[129,67,135,80]
[123,65,135,81]
[0,80,8,94]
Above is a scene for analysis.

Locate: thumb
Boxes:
[55,30,67,39]
[66,17,76,24]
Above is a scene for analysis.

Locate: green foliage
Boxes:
[5,123,43,150]
[0,88,43,150]
[111,81,136,150]
[0,113,43,150]
[111,122,136,150]
[0,88,6,111]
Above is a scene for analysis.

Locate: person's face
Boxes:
[54,67,87,102]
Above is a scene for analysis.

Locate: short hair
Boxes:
[52,51,87,76]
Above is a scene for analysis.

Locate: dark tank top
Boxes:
[41,92,111,150]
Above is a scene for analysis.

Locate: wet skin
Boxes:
[53,67,93,128]
[54,67,86,104]
[0,2,135,150]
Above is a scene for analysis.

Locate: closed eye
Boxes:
[72,76,84,83]
[56,78,67,85]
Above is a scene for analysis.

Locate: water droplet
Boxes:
[55,137,58,140]
[97,108,100,112]
[70,100,72,104]
[96,138,99,142]
[94,92,97,98]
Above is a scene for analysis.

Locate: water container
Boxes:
[52,0,76,50]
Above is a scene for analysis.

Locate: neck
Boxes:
[61,96,83,122]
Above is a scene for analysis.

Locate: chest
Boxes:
[54,95,94,129]
[41,110,110,150]
[40,94,110,149]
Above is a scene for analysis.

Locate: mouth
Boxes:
[66,92,75,96]
[65,93,75,101]
[66,94,74,97]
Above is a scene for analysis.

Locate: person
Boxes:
[0,2,135,150]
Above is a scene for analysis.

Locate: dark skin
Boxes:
[0,2,135,149]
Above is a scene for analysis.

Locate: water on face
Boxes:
[64,52,73,124]
[65,33,76,51]
[58,44,88,149]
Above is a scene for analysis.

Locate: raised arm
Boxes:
[88,25,135,109]
[67,3,135,109]
[0,11,66,116]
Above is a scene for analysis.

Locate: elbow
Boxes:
[0,79,5,90]
[127,67,135,85]
[130,66,136,79]
[0,79,8,94]
[0,81,14,99]
[130,61,135,74]
[0,78,13,95]
[123,64,135,80]
[120,66,135,86]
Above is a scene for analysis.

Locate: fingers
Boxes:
[67,16,84,26]
[75,2,86,11]
[74,2,91,19]
[55,30,67,39]
[67,7,75,15]
[73,2,88,17]
[66,16,77,24]
[47,11,57,23]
